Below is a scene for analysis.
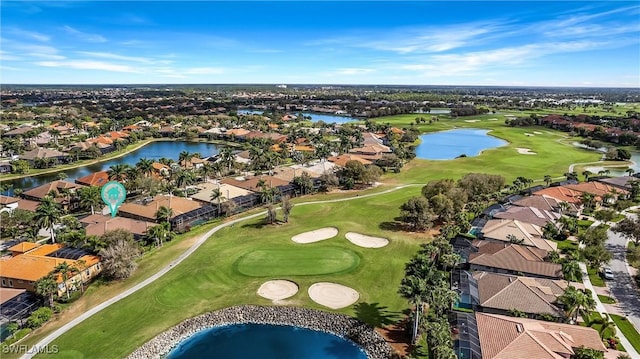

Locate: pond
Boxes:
[4,141,219,192]
[238,109,359,124]
[166,323,367,359]
[415,128,508,160]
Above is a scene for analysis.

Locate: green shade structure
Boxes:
[101,181,127,217]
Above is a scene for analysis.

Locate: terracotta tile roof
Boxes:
[476,313,606,358]
[469,242,562,278]
[512,195,578,213]
[327,154,372,167]
[75,171,109,187]
[16,199,40,212]
[118,195,202,221]
[191,183,253,203]
[225,128,251,136]
[0,288,26,305]
[8,242,40,254]
[293,145,315,152]
[221,176,291,192]
[564,182,628,198]
[493,206,561,227]
[23,180,84,200]
[0,195,20,205]
[481,219,557,251]
[533,187,582,204]
[80,214,156,237]
[473,272,566,316]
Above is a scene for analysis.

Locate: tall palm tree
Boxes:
[562,260,581,285]
[53,262,79,299]
[199,162,215,183]
[559,286,596,323]
[580,192,596,212]
[35,275,57,308]
[175,170,195,196]
[136,158,154,178]
[544,175,553,187]
[107,163,131,182]
[398,275,429,344]
[582,170,593,182]
[35,196,62,243]
[155,205,174,226]
[147,222,171,247]
[626,168,636,176]
[219,147,235,174]
[178,150,192,168]
[558,201,571,215]
[78,186,102,215]
[210,187,225,214]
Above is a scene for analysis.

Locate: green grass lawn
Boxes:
[611,314,640,353]
[13,116,614,358]
[598,294,617,304]
[627,242,640,269]
[554,239,579,254]
[588,267,606,287]
[611,214,626,223]
[235,246,361,276]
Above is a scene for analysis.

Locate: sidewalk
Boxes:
[580,262,640,357]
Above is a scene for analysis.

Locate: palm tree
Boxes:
[558,201,571,215]
[155,206,174,226]
[53,262,79,299]
[107,163,131,182]
[35,196,62,243]
[544,175,553,187]
[147,222,171,247]
[136,158,154,178]
[398,275,428,344]
[582,170,593,182]
[218,147,235,174]
[626,168,635,176]
[564,171,578,181]
[559,286,596,323]
[78,186,102,215]
[580,192,596,212]
[178,150,192,168]
[210,187,225,214]
[562,260,581,285]
[35,275,57,308]
[175,170,195,196]
[200,162,216,183]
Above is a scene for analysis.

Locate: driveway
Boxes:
[606,226,640,331]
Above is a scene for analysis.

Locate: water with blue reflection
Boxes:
[166,323,367,359]
[5,141,219,192]
[238,109,358,124]
[415,128,507,160]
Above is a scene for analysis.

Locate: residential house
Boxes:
[0,243,101,296]
[22,180,85,211]
[455,270,570,318]
[533,186,584,205]
[118,195,214,232]
[0,195,20,214]
[75,171,109,187]
[563,182,628,203]
[492,206,561,228]
[19,148,70,166]
[596,176,638,192]
[190,182,253,205]
[511,194,579,215]
[467,241,562,279]
[480,219,557,252]
[474,312,606,358]
[80,214,156,240]
[327,154,372,167]
[0,288,41,326]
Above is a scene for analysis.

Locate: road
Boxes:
[22,185,417,358]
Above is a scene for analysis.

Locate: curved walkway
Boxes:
[23,184,416,358]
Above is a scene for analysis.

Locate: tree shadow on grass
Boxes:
[354,302,401,327]
[379,221,408,232]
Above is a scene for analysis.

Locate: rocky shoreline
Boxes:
[127,305,396,359]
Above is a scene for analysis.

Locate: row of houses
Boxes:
[446,180,625,358]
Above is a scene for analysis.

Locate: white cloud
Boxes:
[35,60,138,73]
[183,67,225,75]
[63,25,107,43]
[75,51,151,63]
[330,68,375,76]
[13,44,66,60]
[6,28,50,42]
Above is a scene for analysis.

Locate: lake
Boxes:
[238,109,359,124]
[166,323,367,359]
[4,141,219,192]
[415,128,508,160]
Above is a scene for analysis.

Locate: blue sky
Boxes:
[1,1,639,87]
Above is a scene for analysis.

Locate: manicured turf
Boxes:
[235,246,360,276]
[17,114,614,358]
[588,267,606,287]
[611,314,640,353]
[598,294,616,304]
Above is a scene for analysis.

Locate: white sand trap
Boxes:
[308,282,360,309]
[345,232,389,248]
[464,119,480,123]
[516,147,537,155]
[291,227,338,244]
[487,118,499,121]
[524,133,535,136]
[533,131,543,134]
[257,280,298,301]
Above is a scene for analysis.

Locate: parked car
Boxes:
[602,267,614,280]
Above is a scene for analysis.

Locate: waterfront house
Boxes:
[479,219,557,252]
[22,180,85,211]
[75,171,109,187]
[19,148,70,166]
[466,241,562,279]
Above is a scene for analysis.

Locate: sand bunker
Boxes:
[533,131,543,135]
[345,232,389,248]
[487,118,499,121]
[464,120,480,123]
[308,282,360,309]
[257,280,299,301]
[524,133,535,136]
[516,147,537,155]
[291,227,339,244]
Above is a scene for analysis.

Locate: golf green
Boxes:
[235,247,361,277]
